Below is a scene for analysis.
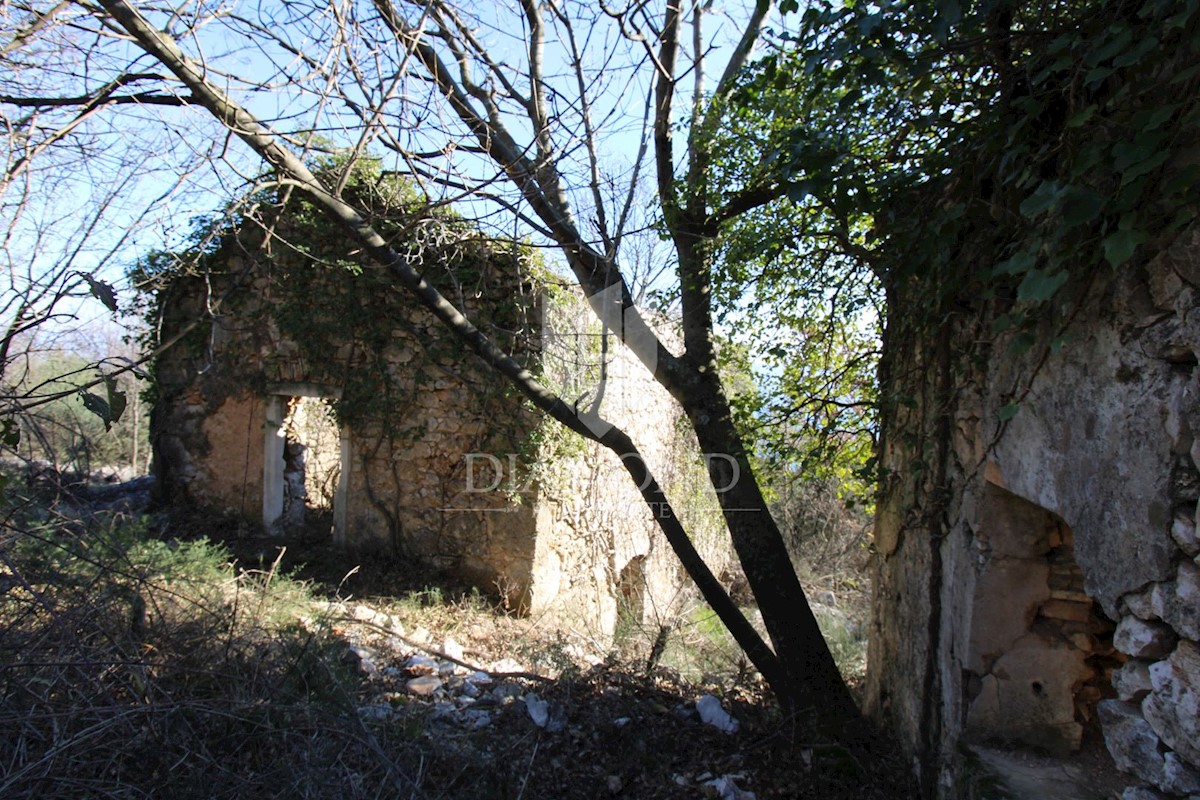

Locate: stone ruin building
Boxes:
[867,221,1200,797]
[147,209,725,639]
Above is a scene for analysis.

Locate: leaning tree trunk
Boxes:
[98,0,864,736]
[680,366,862,728]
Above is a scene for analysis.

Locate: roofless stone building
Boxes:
[144,187,726,638]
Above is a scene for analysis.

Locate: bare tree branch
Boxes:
[90,0,787,689]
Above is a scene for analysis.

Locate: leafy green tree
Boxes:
[738,0,1200,321]
[710,0,1199,505]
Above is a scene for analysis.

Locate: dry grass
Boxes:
[0,475,914,800]
[0,490,421,799]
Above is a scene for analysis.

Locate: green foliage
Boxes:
[133,153,542,444]
[6,514,232,601]
[8,351,146,472]
[658,604,747,682]
[711,170,881,499]
[0,492,401,797]
[772,0,1200,299]
[812,605,868,683]
[718,0,1200,491]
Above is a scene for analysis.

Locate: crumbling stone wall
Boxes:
[961,485,1116,757]
[522,296,730,636]
[866,222,1200,797]
[149,225,719,639]
[151,237,526,551]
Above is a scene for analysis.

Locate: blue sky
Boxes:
[3,0,791,358]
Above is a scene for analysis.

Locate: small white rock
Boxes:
[702,775,755,800]
[695,694,739,734]
[405,675,442,696]
[442,637,465,662]
[521,692,566,731]
[342,645,377,677]
[465,670,493,686]
[526,693,549,727]
[491,657,524,673]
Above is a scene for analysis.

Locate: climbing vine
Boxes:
[134,156,544,445]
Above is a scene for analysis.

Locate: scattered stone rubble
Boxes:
[328,602,756,798]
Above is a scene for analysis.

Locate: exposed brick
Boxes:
[1039,599,1093,622]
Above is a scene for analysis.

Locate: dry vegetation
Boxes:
[0,472,913,799]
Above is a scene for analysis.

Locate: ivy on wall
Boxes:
[767,0,1199,319]
[134,157,544,443]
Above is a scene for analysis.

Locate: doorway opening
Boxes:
[617,554,648,625]
[263,386,348,543]
[964,483,1117,756]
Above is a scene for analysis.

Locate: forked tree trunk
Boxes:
[97,0,864,736]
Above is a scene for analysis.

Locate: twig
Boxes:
[340,614,555,683]
[513,737,540,800]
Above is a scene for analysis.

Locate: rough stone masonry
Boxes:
[148,217,730,641]
[866,221,1200,798]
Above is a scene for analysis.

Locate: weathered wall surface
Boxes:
[150,233,714,639]
[524,297,729,637]
[152,246,526,564]
[866,222,1200,797]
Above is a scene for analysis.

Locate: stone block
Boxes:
[1100,700,1167,787]
[1049,586,1092,603]
[1153,562,1200,640]
[1163,752,1200,796]
[1173,513,1200,557]
[1123,586,1159,620]
[1114,660,1154,702]
[1097,698,1200,794]
[1114,617,1179,659]
[1039,598,1092,622]
[1122,787,1169,800]
[1143,641,1200,767]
